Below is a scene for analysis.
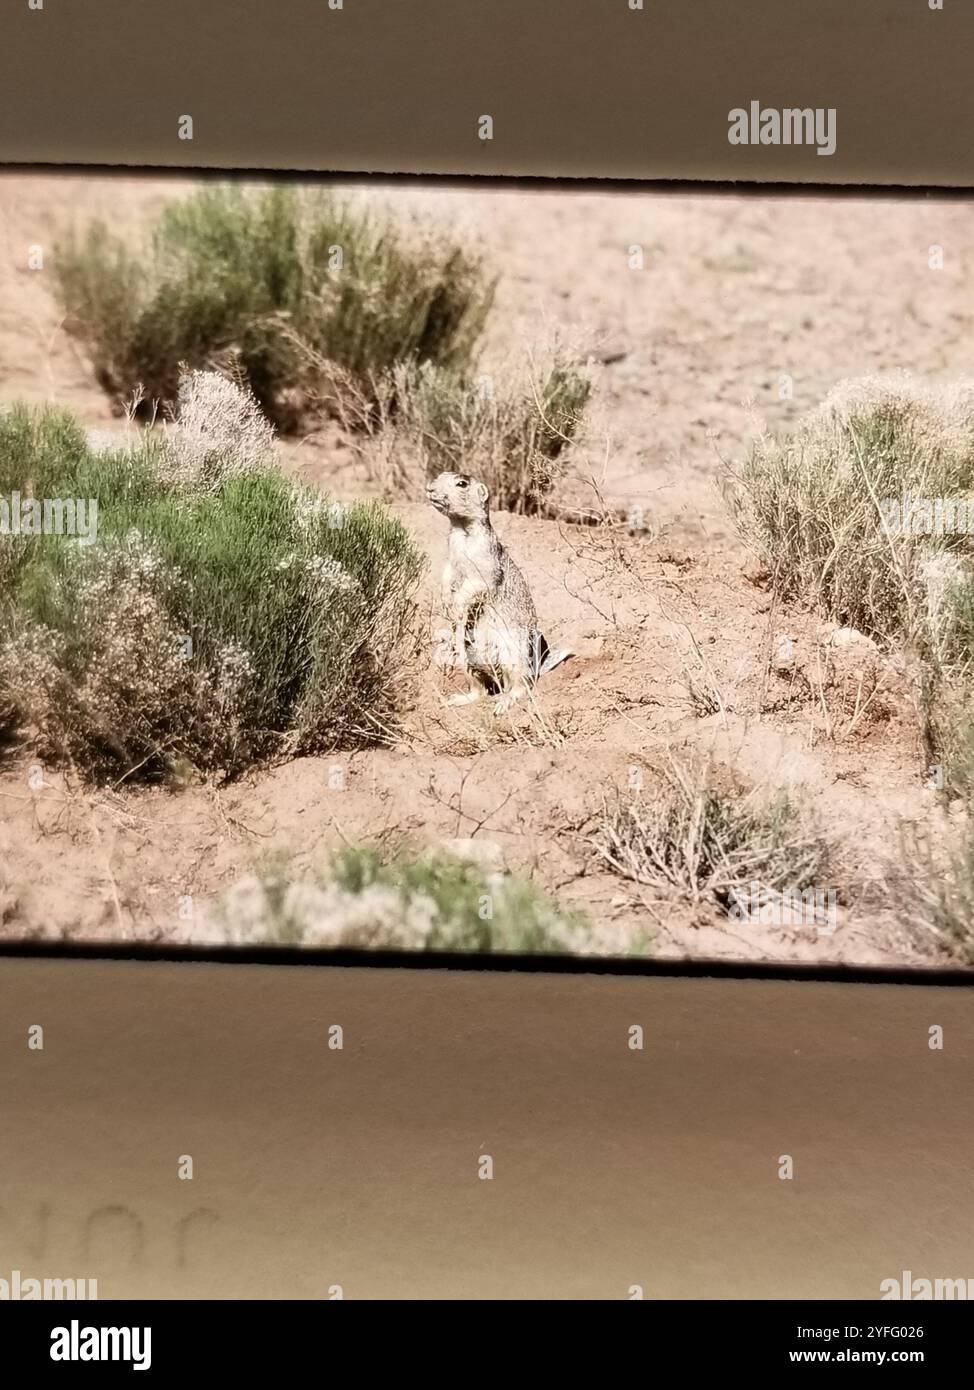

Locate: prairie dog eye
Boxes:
[456,478,468,488]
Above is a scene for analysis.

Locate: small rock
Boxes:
[438,838,506,873]
[830,627,878,652]
[601,350,628,366]
[772,633,797,671]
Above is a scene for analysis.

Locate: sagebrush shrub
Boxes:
[730,373,974,644]
[593,758,834,918]
[729,373,974,794]
[54,184,495,428]
[200,845,614,955]
[339,349,593,513]
[0,386,424,782]
[900,815,974,964]
[159,368,276,489]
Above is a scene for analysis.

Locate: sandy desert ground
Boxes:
[1,172,973,964]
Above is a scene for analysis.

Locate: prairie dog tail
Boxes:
[539,645,572,677]
[530,631,573,680]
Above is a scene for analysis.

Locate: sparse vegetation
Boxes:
[54,184,495,428]
[334,349,593,514]
[3,176,969,969]
[593,758,834,919]
[730,373,974,791]
[0,375,424,782]
[203,844,614,955]
[730,374,974,644]
[901,816,974,964]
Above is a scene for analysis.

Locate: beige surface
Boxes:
[0,958,970,1299]
[0,1,970,185]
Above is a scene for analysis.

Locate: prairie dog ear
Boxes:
[475,481,489,505]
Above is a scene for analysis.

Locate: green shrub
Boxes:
[204,844,614,955]
[342,349,593,514]
[0,382,424,782]
[54,184,495,428]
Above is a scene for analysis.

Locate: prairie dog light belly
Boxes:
[465,606,527,681]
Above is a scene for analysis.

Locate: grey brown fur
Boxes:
[426,470,570,713]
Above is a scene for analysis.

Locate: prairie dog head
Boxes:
[426,471,490,524]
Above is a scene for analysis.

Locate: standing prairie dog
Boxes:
[426,470,571,713]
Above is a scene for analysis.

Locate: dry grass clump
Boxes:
[919,630,974,799]
[199,845,617,956]
[900,814,974,965]
[54,183,494,429]
[592,758,834,921]
[0,377,424,783]
[335,348,593,514]
[730,373,974,792]
[729,372,974,645]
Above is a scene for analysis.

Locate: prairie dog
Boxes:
[426,470,570,713]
